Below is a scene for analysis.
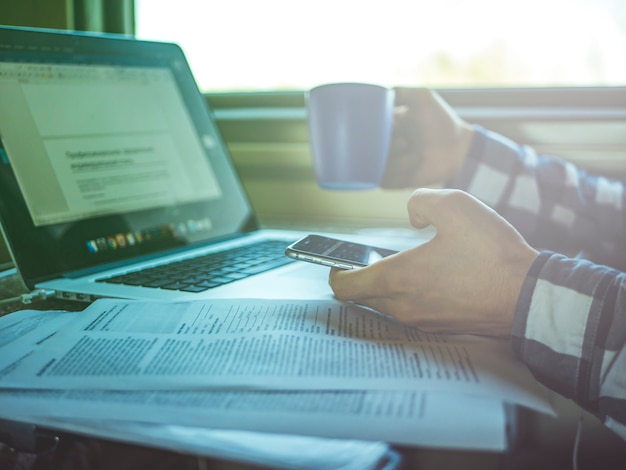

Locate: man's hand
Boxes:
[329,189,539,336]
[382,88,474,189]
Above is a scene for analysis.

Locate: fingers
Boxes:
[381,89,425,189]
[394,87,432,108]
[330,189,465,300]
[328,266,378,302]
[406,187,465,229]
[329,248,434,327]
[384,87,472,189]
[406,187,498,231]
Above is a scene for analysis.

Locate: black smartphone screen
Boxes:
[285,235,397,269]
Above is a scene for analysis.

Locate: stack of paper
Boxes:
[0,298,554,467]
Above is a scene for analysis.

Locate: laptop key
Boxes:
[179,284,212,293]
[161,281,194,291]
[241,258,293,275]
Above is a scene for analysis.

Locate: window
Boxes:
[134,0,626,230]
[135,0,626,92]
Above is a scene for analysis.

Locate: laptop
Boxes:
[0,26,339,302]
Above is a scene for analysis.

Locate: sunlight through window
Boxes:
[135,0,626,91]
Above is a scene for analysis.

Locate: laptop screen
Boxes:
[1,61,223,227]
[0,27,255,284]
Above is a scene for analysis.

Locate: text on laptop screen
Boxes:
[0,62,222,227]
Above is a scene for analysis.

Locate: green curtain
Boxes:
[0,0,134,34]
[72,0,135,34]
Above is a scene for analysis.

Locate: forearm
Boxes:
[453,127,626,270]
[512,251,626,440]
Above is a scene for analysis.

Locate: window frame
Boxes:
[205,86,626,229]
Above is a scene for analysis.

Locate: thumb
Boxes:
[407,188,483,230]
[406,188,454,229]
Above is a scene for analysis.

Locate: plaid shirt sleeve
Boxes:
[454,127,626,270]
[452,126,626,440]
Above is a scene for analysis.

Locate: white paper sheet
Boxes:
[0,308,74,348]
[0,298,553,415]
[12,417,403,470]
[0,309,75,376]
[0,388,513,450]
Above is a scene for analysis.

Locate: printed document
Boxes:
[1,298,551,413]
[0,301,553,451]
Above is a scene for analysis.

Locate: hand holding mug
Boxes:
[382,88,475,189]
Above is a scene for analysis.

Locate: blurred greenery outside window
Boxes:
[135,0,626,92]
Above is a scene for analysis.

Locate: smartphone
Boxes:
[285,234,398,270]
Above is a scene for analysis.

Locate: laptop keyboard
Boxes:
[96,239,295,293]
